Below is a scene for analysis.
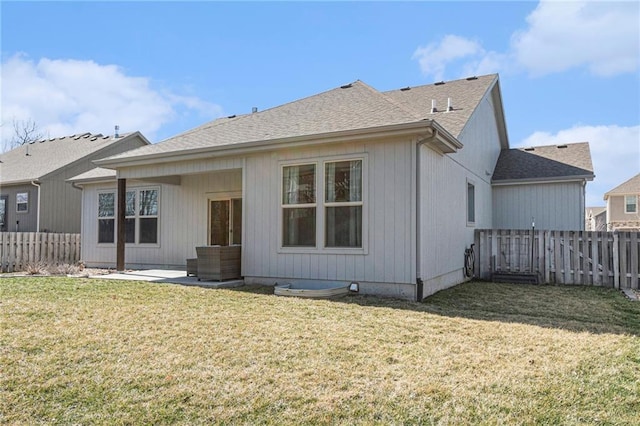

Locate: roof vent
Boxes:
[227,114,236,119]
[524,147,535,151]
[252,107,258,113]
[114,125,120,138]
[400,86,411,91]
[434,81,445,86]
[557,144,568,149]
[466,76,478,81]
[447,97,453,112]
[430,99,437,113]
[90,136,98,141]
[340,83,353,89]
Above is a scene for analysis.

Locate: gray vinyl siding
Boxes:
[418,90,501,295]
[80,169,242,267]
[243,138,415,290]
[492,181,585,230]
[0,184,38,232]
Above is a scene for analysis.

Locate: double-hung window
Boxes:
[325,160,362,248]
[16,192,29,213]
[97,188,159,245]
[625,195,638,214]
[98,192,115,243]
[282,164,316,247]
[281,157,364,250]
[139,189,159,244]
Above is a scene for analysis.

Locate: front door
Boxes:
[209,199,242,246]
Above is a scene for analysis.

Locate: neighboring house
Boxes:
[585,206,607,231]
[492,142,594,230]
[603,173,640,231]
[0,132,150,233]
[71,74,592,300]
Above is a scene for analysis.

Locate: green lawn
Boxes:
[1,278,639,425]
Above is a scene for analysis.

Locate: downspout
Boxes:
[415,128,437,302]
[30,181,41,232]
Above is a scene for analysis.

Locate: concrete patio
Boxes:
[89,269,244,289]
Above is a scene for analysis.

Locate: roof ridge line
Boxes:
[355,80,423,121]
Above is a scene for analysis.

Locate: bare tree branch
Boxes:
[11,118,44,148]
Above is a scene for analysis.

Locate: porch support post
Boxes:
[117,178,126,271]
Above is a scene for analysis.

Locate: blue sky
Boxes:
[2,1,639,206]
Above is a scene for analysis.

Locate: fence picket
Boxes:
[475,229,639,290]
[0,232,81,272]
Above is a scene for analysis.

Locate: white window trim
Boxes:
[16,192,29,214]
[466,178,476,227]
[97,186,160,247]
[624,195,638,214]
[278,154,368,255]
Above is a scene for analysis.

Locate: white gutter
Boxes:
[30,181,41,232]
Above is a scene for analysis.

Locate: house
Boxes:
[0,132,150,233]
[585,206,607,231]
[492,142,594,230]
[603,173,640,231]
[71,74,592,300]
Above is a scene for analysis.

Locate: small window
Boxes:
[98,192,115,243]
[282,164,316,247]
[625,195,638,214]
[16,192,29,213]
[467,182,475,224]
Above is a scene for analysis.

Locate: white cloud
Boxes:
[516,124,640,206]
[413,1,639,79]
[512,1,640,77]
[413,35,493,81]
[1,54,222,146]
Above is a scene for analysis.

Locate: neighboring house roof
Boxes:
[603,173,640,200]
[96,74,504,167]
[586,206,607,217]
[492,142,595,184]
[0,132,149,185]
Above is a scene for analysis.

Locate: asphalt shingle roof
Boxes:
[103,74,499,162]
[0,132,135,184]
[604,173,640,198]
[492,142,594,182]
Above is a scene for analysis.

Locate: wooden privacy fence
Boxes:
[0,232,81,272]
[474,229,640,289]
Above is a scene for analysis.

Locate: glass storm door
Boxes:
[209,199,242,246]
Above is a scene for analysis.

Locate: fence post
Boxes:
[613,232,620,289]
